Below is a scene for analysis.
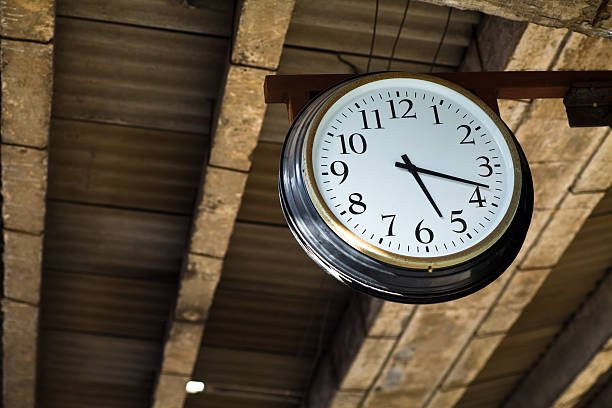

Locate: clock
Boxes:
[279,72,533,303]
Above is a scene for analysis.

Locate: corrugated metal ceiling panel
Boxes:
[57,0,234,36]
[52,16,227,134]
[286,0,480,67]
[238,142,285,225]
[196,347,313,391]
[48,118,207,214]
[43,201,189,281]
[38,330,160,408]
[41,270,175,340]
[201,222,349,356]
[187,393,298,408]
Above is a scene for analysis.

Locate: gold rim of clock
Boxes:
[302,72,523,270]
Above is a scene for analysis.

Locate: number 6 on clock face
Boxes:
[280,72,532,303]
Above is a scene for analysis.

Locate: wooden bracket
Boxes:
[564,82,612,127]
[264,71,612,126]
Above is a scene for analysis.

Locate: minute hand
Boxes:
[395,162,489,188]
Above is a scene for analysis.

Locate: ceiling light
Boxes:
[185,380,205,394]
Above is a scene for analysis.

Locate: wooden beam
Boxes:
[415,0,612,38]
[0,2,54,407]
[150,1,296,407]
[503,271,612,408]
[265,70,612,111]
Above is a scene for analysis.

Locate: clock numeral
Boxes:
[469,186,487,207]
[330,160,349,184]
[338,133,367,155]
[387,99,417,119]
[381,214,396,236]
[348,193,367,215]
[415,219,434,244]
[359,109,384,129]
[337,133,368,154]
[429,105,443,125]
[450,210,467,233]
[476,156,493,177]
[457,125,475,145]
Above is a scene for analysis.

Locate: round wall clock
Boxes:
[279,72,533,303]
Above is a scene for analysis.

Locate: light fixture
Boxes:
[185,380,205,394]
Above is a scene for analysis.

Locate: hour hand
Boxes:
[395,155,443,218]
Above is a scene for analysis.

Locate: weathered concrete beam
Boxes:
[419,0,612,38]
[2,300,38,408]
[587,353,612,408]
[1,7,54,407]
[150,1,296,407]
[503,271,612,408]
[305,296,414,408]
[309,21,612,408]
[0,0,55,42]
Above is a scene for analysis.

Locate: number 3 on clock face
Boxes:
[303,74,522,269]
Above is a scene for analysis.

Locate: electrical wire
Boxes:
[429,7,452,73]
[366,0,380,73]
[387,0,412,71]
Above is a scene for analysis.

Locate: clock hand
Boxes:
[394,161,489,189]
[395,154,443,218]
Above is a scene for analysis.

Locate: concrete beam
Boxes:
[308,22,612,408]
[304,296,413,408]
[418,0,612,38]
[587,352,612,408]
[504,271,612,408]
[150,1,296,407]
[0,0,55,42]
[2,300,38,408]
[1,5,54,407]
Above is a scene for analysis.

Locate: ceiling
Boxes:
[35,1,480,407]
[1,1,611,408]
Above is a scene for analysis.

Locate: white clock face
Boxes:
[304,76,521,268]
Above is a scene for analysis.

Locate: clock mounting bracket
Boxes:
[264,71,612,127]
